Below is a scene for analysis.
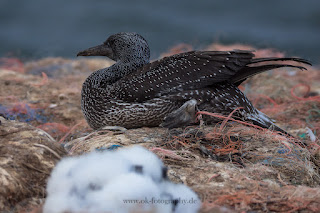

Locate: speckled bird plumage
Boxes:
[78,32,311,133]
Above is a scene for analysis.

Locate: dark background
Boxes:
[1,0,319,62]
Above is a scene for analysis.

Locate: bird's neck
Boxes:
[113,60,146,79]
[84,60,147,89]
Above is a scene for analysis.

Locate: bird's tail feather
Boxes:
[231,57,311,86]
[250,57,311,65]
[248,110,292,137]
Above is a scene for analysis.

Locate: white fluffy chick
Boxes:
[160,181,201,213]
[43,146,200,213]
[87,173,170,213]
[116,146,166,182]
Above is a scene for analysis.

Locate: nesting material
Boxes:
[64,127,168,154]
[43,146,201,213]
[0,116,67,212]
[0,44,319,212]
[62,123,320,212]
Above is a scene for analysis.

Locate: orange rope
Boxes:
[196,111,265,131]
[253,94,279,107]
[58,121,85,143]
[291,84,320,102]
[219,107,244,131]
[32,72,49,87]
[0,57,25,73]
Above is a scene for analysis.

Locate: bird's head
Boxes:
[77,32,150,65]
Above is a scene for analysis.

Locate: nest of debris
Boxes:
[0,117,67,212]
[0,43,319,212]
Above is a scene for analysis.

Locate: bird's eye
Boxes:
[104,39,113,47]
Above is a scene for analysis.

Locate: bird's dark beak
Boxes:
[77,44,113,57]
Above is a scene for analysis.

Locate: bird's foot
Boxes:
[161,99,198,129]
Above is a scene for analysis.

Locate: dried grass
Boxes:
[0,44,319,212]
[0,117,67,212]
